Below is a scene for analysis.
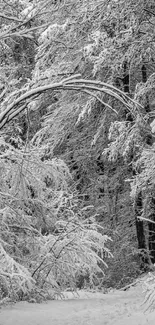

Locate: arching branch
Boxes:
[0,74,142,130]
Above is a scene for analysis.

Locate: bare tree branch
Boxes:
[0,23,50,40]
[0,14,22,22]
[144,8,155,17]
[138,216,155,225]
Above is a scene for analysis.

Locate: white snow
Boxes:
[0,282,155,325]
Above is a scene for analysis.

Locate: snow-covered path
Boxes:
[0,285,155,325]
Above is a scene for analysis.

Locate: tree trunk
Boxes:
[141,65,155,263]
[121,61,134,122]
[148,198,155,264]
[134,192,149,269]
[142,64,150,113]
[123,61,130,94]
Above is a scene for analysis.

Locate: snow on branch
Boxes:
[0,75,142,130]
[0,14,23,22]
[0,243,35,297]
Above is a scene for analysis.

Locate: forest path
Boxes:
[0,283,154,325]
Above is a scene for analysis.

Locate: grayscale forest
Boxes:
[0,0,155,310]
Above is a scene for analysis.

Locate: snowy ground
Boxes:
[0,281,155,325]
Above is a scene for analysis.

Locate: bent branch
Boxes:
[0,75,142,129]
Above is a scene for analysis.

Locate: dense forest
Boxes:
[0,0,155,303]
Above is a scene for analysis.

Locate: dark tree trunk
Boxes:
[142,64,150,113]
[135,192,149,269]
[123,61,130,94]
[148,198,155,264]
[148,221,155,264]
[122,61,134,121]
[142,64,147,83]
[141,65,155,263]
[121,62,148,266]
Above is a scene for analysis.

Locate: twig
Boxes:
[144,8,155,17]
[62,85,118,114]
[119,279,139,291]
[9,224,40,235]
[0,14,22,22]
[0,23,50,40]
[137,216,155,225]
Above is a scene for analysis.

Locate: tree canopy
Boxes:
[0,0,155,307]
